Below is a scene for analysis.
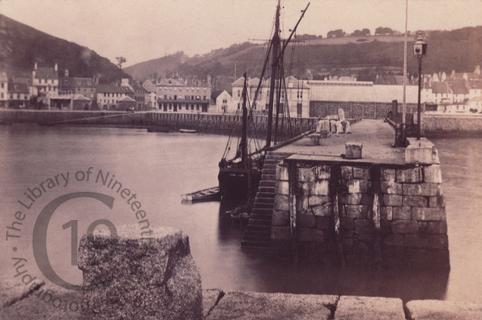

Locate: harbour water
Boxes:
[0,124,481,303]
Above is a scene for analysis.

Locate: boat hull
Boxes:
[218,167,261,208]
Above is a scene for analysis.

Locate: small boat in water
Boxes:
[181,186,220,203]
[147,126,170,133]
[179,128,197,133]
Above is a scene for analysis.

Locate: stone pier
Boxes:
[271,119,449,267]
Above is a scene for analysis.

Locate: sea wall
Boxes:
[0,110,317,139]
[423,113,482,137]
[272,156,449,267]
[309,100,419,120]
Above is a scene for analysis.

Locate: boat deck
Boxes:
[274,119,407,166]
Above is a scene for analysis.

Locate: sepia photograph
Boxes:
[1,0,482,318]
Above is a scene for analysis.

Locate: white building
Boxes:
[308,80,420,104]
[154,78,211,113]
[230,76,310,118]
[96,85,134,109]
[0,72,7,107]
[215,90,232,113]
[31,63,59,98]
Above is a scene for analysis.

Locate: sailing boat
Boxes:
[218,1,310,207]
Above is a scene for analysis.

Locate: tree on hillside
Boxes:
[375,27,395,36]
[295,34,322,41]
[327,29,345,38]
[351,28,371,37]
[116,56,127,69]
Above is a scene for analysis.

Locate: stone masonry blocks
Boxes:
[272,158,448,263]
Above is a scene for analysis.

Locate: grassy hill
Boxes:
[125,26,482,91]
[0,14,127,83]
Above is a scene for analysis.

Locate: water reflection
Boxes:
[0,125,478,303]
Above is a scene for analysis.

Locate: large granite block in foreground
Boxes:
[78,227,202,320]
[406,300,482,320]
[205,291,337,320]
[335,296,405,320]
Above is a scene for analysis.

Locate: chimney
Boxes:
[64,69,69,78]
[34,62,38,70]
[54,63,58,72]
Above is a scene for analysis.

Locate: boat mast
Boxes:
[240,73,249,167]
[265,0,281,148]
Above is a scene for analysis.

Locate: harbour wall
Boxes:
[0,110,317,139]
[272,151,449,267]
[422,113,482,137]
[3,109,482,138]
[309,100,419,120]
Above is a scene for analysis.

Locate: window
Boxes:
[1,83,3,89]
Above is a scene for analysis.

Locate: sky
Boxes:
[1,0,481,66]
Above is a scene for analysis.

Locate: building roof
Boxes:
[431,82,451,95]
[156,78,185,87]
[96,85,133,94]
[61,77,95,88]
[308,80,419,104]
[142,79,157,93]
[216,90,231,100]
[450,79,469,94]
[8,81,29,94]
[232,76,302,88]
[34,67,58,80]
[374,74,408,85]
[118,95,136,102]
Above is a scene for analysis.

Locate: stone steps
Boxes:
[241,151,292,248]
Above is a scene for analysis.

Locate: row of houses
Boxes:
[215,76,421,118]
[213,66,482,118]
[2,62,481,117]
[0,63,158,111]
[422,66,482,113]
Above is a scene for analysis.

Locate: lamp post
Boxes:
[413,35,427,140]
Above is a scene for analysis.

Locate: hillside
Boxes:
[125,26,482,91]
[0,14,127,83]
[124,52,188,80]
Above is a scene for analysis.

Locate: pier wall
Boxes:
[309,101,418,120]
[422,113,482,137]
[0,110,317,138]
[272,158,448,267]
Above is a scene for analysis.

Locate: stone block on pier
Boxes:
[274,194,290,211]
[403,183,442,197]
[424,164,443,183]
[335,296,405,320]
[381,180,403,195]
[406,299,482,320]
[311,203,333,217]
[308,195,330,207]
[382,194,403,206]
[412,207,446,221]
[276,181,290,195]
[206,291,336,320]
[78,226,202,320]
[396,167,423,183]
[276,164,289,181]
[403,195,429,207]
